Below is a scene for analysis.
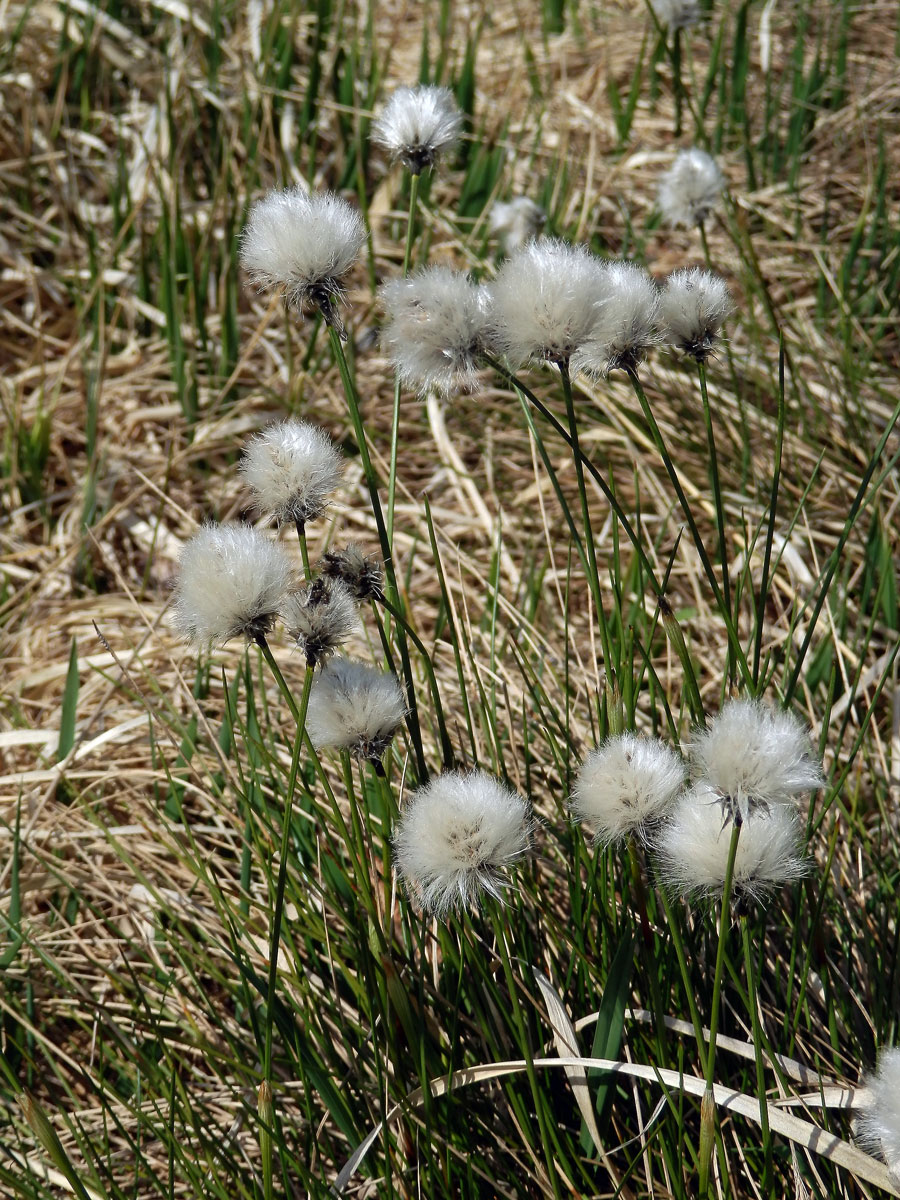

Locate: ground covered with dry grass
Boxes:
[1,1,899,1197]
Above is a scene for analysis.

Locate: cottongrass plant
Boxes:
[572,732,685,845]
[394,769,532,916]
[240,419,343,534]
[306,657,406,769]
[379,266,491,395]
[320,544,384,601]
[658,147,725,229]
[239,187,366,333]
[172,523,291,648]
[371,84,463,175]
[281,577,360,668]
[649,0,702,30]
[659,268,732,361]
[571,261,660,377]
[489,196,547,252]
[858,1048,900,1184]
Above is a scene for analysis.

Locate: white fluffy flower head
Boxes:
[172,524,291,647]
[650,0,702,30]
[659,268,732,361]
[655,783,807,900]
[488,240,607,367]
[658,148,724,228]
[380,267,490,396]
[240,419,342,528]
[394,770,532,916]
[306,657,406,767]
[572,733,686,845]
[571,262,660,377]
[320,544,384,601]
[372,85,463,174]
[489,197,547,253]
[239,188,365,333]
[281,577,359,667]
[858,1047,900,1182]
[691,697,823,819]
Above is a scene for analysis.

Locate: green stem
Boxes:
[295,519,312,580]
[699,817,742,1197]
[328,326,428,781]
[656,887,709,1075]
[741,915,773,1196]
[697,361,731,624]
[387,172,420,543]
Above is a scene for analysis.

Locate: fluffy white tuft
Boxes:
[659,268,732,361]
[371,85,463,174]
[394,769,532,916]
[320,544,384,601]
[239,188,365,327]
[857,1047,900,1180]
[489,197,547,253]
[306,657,406,762]
[281,577,359,667]
[572,733,686,845]
[487,240,608,367]
[571,262,660,377]
[655,783,807,899]
[658,148,724,228]
[691,698,823,816]
[172,524,291,647]
[379,267,491,395]
[650,0,702,30]
[240,419,343,527]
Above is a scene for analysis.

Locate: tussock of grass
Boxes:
[1,1,898,1197]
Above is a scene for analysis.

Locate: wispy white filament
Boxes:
[487,240,608,366]
[306,657,406,762]
[571,262,660,377]
[655,783,807,899]
[281,577,359,667]
[489,197,547,253]
[394,769,532,916]
[371,85,463,174]
[858,1048,900,1182]
[690,697,823,817]
[240,419,343,527]
[659,268,732,360]
[172,524,291,647]
[572,733,686,845]
[239,188,365,325]
[658,148,724,228]
[650,0,702,30]
[380,267,490,395]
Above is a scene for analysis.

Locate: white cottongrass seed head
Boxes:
[379,267,491,396]
[239,188,365,331]
[394,769,532,916]
[659,268,732,361]
[240,419,343,528]
[658,148,725,228]
[371,85,463,174]
[655,783,807,900]
[572,733,686,845]
[691,697,823,820]
[281,577,359,667]
[650,0,702,30]
[489,197,547,253]
[857,1047,900,1183]
[172,523,291,648]
[571,261,660,377]
[320,544,384,601]
[306,657,406,765]
[487,239,608,367]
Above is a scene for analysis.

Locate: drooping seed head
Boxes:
[306,657,407,764]
[394,769,532,916]
[172,524,292,648]
[239,188,366,333]
[571,261,660,377]
[379,267,491,395]
[658,148,724,229]
[572,733,686,845]
[281,577,359,667]
[240,419,343,528]
[320,544,384,602]
[659,268,732,361]
[371,85,463,174]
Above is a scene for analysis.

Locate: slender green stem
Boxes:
[754,344,785,684]
[672,27,683,138]
[656,887,709,1075]
[387,172,420,543]
[699,817,742,1197]
[295,519,312,580]
[697,361,731,626]
[741,915,772,1196]
[328,326,428,781]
